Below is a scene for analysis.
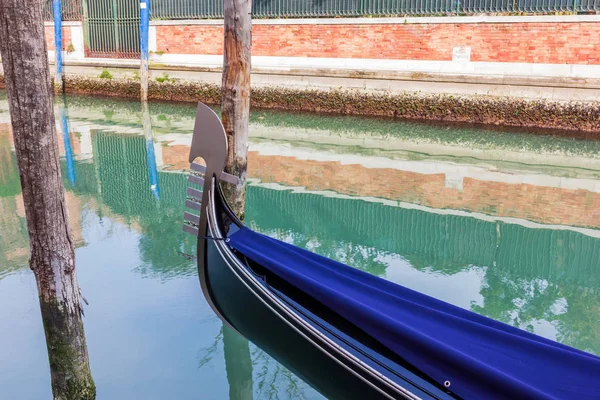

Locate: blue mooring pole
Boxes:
[53,0,63,93]
[140,0,150,101]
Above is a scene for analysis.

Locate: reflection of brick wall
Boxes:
[247,152,600,229]
[65,191,84,246]
[1,125,85,246]
[162,145,191,171]
[56,130,81,156]
[45,26,72,51]
[155,21,600,64]
[0,124,11,137]
[157,144,600,228]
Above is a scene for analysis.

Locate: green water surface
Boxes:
[1,95,599,399]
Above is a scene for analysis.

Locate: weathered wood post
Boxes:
[221,0,253,397]
[0,1,95,398]
[221,0,251,219]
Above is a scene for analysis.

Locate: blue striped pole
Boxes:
[140,0,150,101]
[53,0,63,92]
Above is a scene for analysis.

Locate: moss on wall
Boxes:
[2,74,599,132]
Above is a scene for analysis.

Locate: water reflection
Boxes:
[59,97,77,188]
[0,129,27,279]
[142,101,160,200]
[1,94,600,398]
[223,325,253,400]
[246,186,600,354]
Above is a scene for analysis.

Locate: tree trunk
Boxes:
[0,1,96,399]
[221,0,251,219]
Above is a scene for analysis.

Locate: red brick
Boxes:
[154,22,600,65]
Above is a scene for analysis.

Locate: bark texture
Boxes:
[0,1,95,399]
[221,0,251,219]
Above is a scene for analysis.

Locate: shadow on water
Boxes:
[1,93,600,397]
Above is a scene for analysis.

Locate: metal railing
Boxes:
[152,0,224,18]
[43,0,600,21]
[461,0,599,13]
[43,0,83,21]
[84,0,140,58]
[151,0,599,19]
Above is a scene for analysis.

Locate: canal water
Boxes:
[1,94,600,399]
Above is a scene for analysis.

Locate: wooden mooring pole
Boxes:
[0,0,95,397]
[220,0,253,396]
[221,0,252,220]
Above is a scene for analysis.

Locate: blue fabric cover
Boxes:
[229,227,600,400]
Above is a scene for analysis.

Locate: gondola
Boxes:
[183,103,600,400]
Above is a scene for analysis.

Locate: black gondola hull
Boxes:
[205,239,391,400]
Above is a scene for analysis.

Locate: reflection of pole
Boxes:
[139,0,150,101]
[52,0,64,93]
[90,132,101,195]
[223,324,253,400]
[90,131,105,221]
[60,98,76,187]
[142,101,160,199]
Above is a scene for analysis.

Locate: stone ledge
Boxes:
[1,73,598,130]
[56,58,600,91]
[53,75,600,132]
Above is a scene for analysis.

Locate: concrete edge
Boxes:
[57,58,600,90]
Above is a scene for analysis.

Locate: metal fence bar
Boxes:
[43,0,600,22]
[84,0,140,59]
[43,0,82,20]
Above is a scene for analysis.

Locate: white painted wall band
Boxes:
[146,54,600,80]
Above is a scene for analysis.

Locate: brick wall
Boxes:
[45,26,73,51]
[155,21,600,65]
